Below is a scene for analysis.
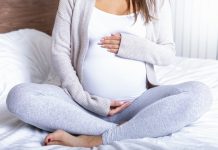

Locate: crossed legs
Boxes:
[6,81,213,147]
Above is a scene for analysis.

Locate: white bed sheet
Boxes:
[0,29,218,150]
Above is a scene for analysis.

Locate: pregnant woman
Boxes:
[6,0,213,148]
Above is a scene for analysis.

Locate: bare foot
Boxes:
[44,130,103,148]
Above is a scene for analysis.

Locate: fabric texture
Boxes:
[83,6,147,101]
[6,81,213,145]
[51,0,176,116]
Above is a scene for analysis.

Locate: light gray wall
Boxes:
[170,0,218,60]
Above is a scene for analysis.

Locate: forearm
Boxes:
[116,33,176,66]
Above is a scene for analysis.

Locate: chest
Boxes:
[88,7,147,41]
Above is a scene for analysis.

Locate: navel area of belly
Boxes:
[83,41,147,98]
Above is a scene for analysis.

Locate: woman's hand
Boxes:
[98,33,121,54]
[108,100,132,116]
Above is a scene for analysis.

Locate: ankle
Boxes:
[90,135,103,147]
[78,135,102,147]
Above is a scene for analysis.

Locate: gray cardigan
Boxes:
[51,0,176,116]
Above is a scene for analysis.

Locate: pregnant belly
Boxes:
[82,55,147,101]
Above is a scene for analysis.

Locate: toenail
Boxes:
[48,139,51,142]
[45,143,47,146]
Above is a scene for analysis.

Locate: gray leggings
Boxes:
[6,81,213,145]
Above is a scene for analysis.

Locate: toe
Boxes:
[46,130,65,142]
[47,140,62,146]
[44,133,54,145]
[44,130,79,147]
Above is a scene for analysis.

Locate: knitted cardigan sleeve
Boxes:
[116,0,176,66]
[51,0,111,117]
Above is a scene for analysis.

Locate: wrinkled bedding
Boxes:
[0,29,218,150]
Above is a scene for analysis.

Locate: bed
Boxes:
[1,1,218,150]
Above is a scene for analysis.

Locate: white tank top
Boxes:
[82,7,147,102]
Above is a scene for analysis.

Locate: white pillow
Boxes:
[0,29,57,102]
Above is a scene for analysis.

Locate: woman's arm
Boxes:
[51,0,111,116]
[116,0,176,66]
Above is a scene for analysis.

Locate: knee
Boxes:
[187,81,213,113]
[6,83,31,114]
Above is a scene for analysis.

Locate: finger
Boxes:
[109,105,126,116]
[100,39,120,45]
[107,49,119,54]
[111,33,121,37]
[109,102,131,116]
[110,100,125,107]
[118,102,132,110]
[110,101,123,107]
[110,102,130,108]
[102,36,121,40]
[101,44,119,49]
[120,102,132,108]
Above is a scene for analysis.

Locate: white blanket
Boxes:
[0,29,218,150]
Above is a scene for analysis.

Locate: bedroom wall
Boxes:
[0,0,59,35]
[170,0,218,60]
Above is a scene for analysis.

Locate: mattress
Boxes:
[0,29,218,150]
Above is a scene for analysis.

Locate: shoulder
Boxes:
[58,0,76,11]
[152,0,171,19]
[58,0,88,12]
[57,0,76,15]
[155,0,171,12]
[56,0,91,22]
[58,0,87,6]
[59,0,76,4]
